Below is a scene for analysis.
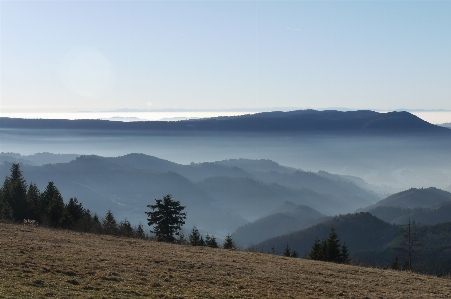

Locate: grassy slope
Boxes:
[1,223,450,299]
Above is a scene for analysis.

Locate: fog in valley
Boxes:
[2,127,451,245]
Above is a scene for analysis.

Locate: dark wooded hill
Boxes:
[232,201,329,247]
[1,110,449,135]
[368,203,451,225]
[254,212,451,274]
[362,187,451,210]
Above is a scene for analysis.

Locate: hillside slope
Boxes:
[232,202,328,247]
[364,187,451,210]
[368,203,451,225]
[1,223,450,298]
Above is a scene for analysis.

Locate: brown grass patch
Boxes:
[0,223,450,298]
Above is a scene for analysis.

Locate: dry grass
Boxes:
[0,223,450,298]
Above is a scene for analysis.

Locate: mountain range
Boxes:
[1,110,449,135]
[0,153,380,236]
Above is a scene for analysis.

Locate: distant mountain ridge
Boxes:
[1,110,449,135]
[362,187,451,210]
[0,153,379,236]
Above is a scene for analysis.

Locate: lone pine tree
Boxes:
[223,233,235,249]
[145,194,186,242]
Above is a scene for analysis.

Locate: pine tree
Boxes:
[205,234,219,248]
[223,234,235,249]
[26,183,41,221]
[40,182,60,225]
[74,209,93,232]
[135,223,146,239]
[103,210,117,235]
[319,239,328,261]
[3,163,29,221]
[326,227,341,262]
[290,250,299,258]
[145,194,186,242]
[189,226,203,246]
[65,197,85,228]
[0,183,12,220]
[308,238,322,260]
[391,256,400,270]
[119,219,134,237]
[283,243,291,257]
[47,189,65,227]
[340,242,351,264]
[92,214,102,234]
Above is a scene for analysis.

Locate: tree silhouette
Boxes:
[205,234,219,248]
[340,242,350,264]
[145,194,186,242]
[326,227,341,262]
[2,163,29,220]
[283,243,292,257]
[397,220,422,271]
[308,238,322,260]
[103,210,118,235]
[223,233,235,249]
[189,226,203,246]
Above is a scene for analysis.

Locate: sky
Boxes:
[1,0,451,113]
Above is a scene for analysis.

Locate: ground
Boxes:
[0,223,450,298]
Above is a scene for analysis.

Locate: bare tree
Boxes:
[397,220,422,271]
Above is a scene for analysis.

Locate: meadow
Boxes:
[1,223,450,298]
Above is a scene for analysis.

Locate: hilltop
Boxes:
[1,110,449,135]
[1,223,450,298]
[363,187,451,210]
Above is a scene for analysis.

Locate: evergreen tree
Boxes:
[308,238,322,260]
[4,163,29,221]
[92,214,102,234]
[135,223,146,239]
[290,250,299,258]
[145,194,186,242]
[118,219,134,237]
[40,182,60,224]
[47,189,65,227]
[189,226,203,246]
[319,239,328,261]
[65,197,85,227]
[391,256,400,270]
[74,209,93,232]
[223,233,235,249]
[340,242,351,264]
[205,234,219,248]
[103,210,118,235]
[326,227,341,262]
[283,243,292,257]
[0,183,12,220]
[26,183,41,220]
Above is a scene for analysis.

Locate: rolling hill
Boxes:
[255,212,399,255]
[363,187,451,210]
[0,154,379,236]
[368,203,451,225]
[232,201,328,247]
[1,223,450,298]
[254,212,451,274]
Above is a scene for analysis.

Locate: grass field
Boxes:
[0,223,450,298]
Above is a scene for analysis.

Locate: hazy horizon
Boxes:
[2,1,451,113]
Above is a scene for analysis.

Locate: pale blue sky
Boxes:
[1,0,451,112]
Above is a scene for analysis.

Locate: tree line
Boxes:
[0,163,146,238]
